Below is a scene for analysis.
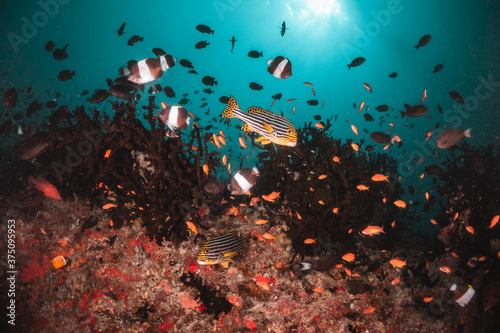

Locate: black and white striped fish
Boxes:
[197,233,243,267]
[221,96,297,147]
[267,56,292,79]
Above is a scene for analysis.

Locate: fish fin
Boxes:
[464,128,472,138]
[241,123,251,132]
[247,106,264,114]
[262,121,274,134]
[221,261,229,268]
[414,45,419,50]
[224,252,237,258]
[255,136,266,142]
[221,96,239,118]
[399,110,406,119]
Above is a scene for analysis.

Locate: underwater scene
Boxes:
[1,0,500,332]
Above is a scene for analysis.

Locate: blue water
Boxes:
[1,0,500,237]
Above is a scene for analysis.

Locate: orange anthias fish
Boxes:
[28,175,62,200]
[351,143,359,151]
[351,125,358,136]
[304,238,316,244]
[186,221,198,235]
[332,156,341,163]
[357,185,369,191]
[391,277,401,285]
[371,174,389,182]
[362,225,384,236]
[363,307,377,314]
[358,101,365,113]
[489,215,499,229]
[390,258,407,268]
[342,253,355,262]
[439,266,452,274]
[393,200,407,208]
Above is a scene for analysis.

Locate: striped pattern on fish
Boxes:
[197,233,243,267]
[222,96,297,147]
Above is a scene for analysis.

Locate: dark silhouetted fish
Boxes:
[200,102,208,108]
[196,24,214,34]
[109,85,132,99]
[370,131,392,143]
[26,100,43,117]
[163,86,175,98]
[178,98,189,105]
[106,78,114,88]
[449,90,465,104]
[388,72,398,78]
[188,70,198,74]
[44,41,54,52]
[249,82,263,90]
[313,115,321,120]
[414,34,431,50]
[57,70,75,81]
[116,22,126,36]
[203,88,214,95]
[433,64,443,73]
[267,56,292,79]
[195,41,209,49]
[14,132,56,159]
[179,59,194,68]
[307,100,318,106]
[46,100,57,109]
[347,57,365,69]
[272,93,282,100]
[229,36,236,53]
[248,50,263,58]
[80,90,90,96]
[219,96,230,104]
[53,43,68,60]
[375,104,389,112]
[363,113,374,122]
[49,105,70,127]
[400,104,429,118]
[280,21,289,36]
[202,76,217,86]
[436,128,471,149]
[3,87,17,108]
[128,35,143,46]
[425,165,443,176]
[89,89,110,104]
[148,84,163,95]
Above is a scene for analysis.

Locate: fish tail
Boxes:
[222,96,239,118]
[347,64,351,69]
[464,128,472,138]
[400,110,406,119]
[414,45,419,50]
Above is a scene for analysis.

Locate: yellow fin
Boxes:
[241,123,251,132]
[221,261,229,268]
[221,96,239,118]
[224,252,237,258]
[247,107,264,114]
[262,121,274,134]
